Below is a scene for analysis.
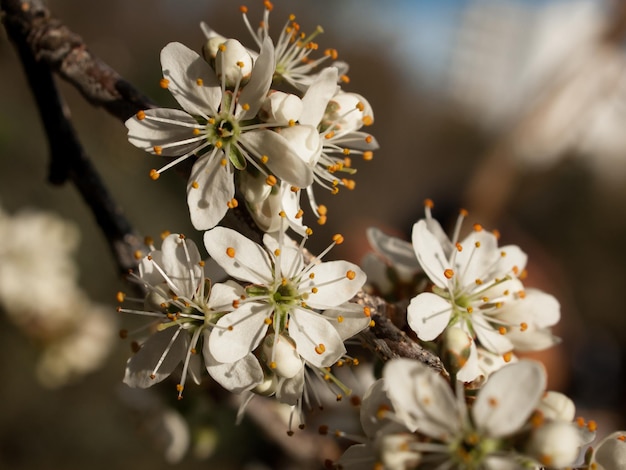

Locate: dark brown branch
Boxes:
[2,0,143,275]
[1,0,155,121]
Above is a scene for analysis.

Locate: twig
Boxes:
[2,0,143,274]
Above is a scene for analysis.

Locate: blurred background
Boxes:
[1,0,626,468]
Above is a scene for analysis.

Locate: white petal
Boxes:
[336,444,377,470]
[204,227,272,284]
[160,42,221,116]
[204,331,263,393]
[473,314,514,354]
[275,368,305,406]
[207,280,245,311]
[494,244,528,277]
[126,108,202,156]
[262,233,304,279]
[277,125,322,166]
[383,358,461,436]
[473,360,546,437]
[239,129,314,187]
[411,220,450,288]
[406,292,452,341]
[299,67,339,126]
[592,431,626,470]
[456,340,482,382]
[288,307,346,367]
[160,234,202,299]
[359,379,394,438]
[324,302,371,341]
[237,36,274,120]
[366,227,419,273]
[187,151,234,230]
[123,328,188,388]
[331,131,379,151]
[208,302,271,363]
[303,261,366,309]
[455,229,499,288]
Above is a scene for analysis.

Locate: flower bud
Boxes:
[253,373,278,397]
[443,326,472,372]
[202,33,228,62]
[323,91,374,132]
[263,334,303,379]
[526,422,582,468]
[215,39,252,88]
[538,391,576,422]
[260,91,303,125]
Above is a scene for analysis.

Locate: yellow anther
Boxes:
[218,44,226,52]
[191,181,199,189]
[498,327,507,335]
[520,322,528,331]
[340,74,350,83]
[134,250,143,260]
[136,110,146,120]
[315,344,326,354]
[198,260,205,267]
[269,361,277,369]
[488,397,498,407]
[196,78,204,86]
[232,300,240,309]
[220,158,228,166]
[215,141,223,148]
[227,198,239,209]
[343,148,351,156]
[274,249,281,256]
[236,61,244,68]
[290,185,299,192]
[193,128,201,136]
[116,291,126,303]
[362,115,373,126]
[363,151,373,161]
[456,243,463,252]
[264,318,272,325]
[346,270,356,280]
[295,209,304,219]
[279,210,286,218]
[587,420,597,432]
[261,155,269,164]
[160,230,171,239]
[331,187,339,195]
[281,278,287,286]
[503,352,513,362]
[309,273,315,279]
[363,306,371,317]
[466,306,473,314]
[226,247,236,258]
[355,102,365,112]
[153,146,163,155]
[325,131,335,139]
[475,279,483,285]
[239,6,248,14]
[159,78,170,89]
[149,169,160,180]
[288,119,295,127]
[242,103,250,111]
[311,287,318,294]
[444,269,454,279]
[264,0,273,11]
[475,241,481,248]
[305,227,313,236]
[332,233,344,245]
[336,315,344,323]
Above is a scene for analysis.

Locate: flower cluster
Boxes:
[337,358,598,470]
[126,1,378,234]
[366,199,561,383]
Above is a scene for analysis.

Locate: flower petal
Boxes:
[289,307,346,367]
[160,234,202,299]
[239,129,314,187]
[204,227,273,285]
[160,42,221,116]
[276,368,305,406]
[123,327,188,388]
[303,261,366,309]
[324,302,371,341]
[207,280,245,311]
[208,302,272,363]
[126,108,202,156]
[473,314,514,355]
[406,292,452,341]
[204,332,263,393]
[299,67,339,126]
[473,360,546,437]
[187,150,234,230]
[412,220,451,288]
[237,36,274,120]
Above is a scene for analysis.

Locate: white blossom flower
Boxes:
[589,431,626,470]
[126,40,313,230]
[203,225,370,371]
[406,200,560,381]
[119,233,263,398]
[202,2,348,91]
[383,358,548,469]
